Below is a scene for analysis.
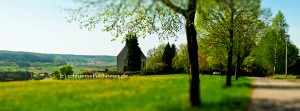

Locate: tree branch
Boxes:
[159,0,186,16]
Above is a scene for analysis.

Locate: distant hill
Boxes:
[0,50,117,72]
[0,50,54,63]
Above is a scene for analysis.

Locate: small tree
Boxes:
[126,33,142,71]
[59,64,74,76]
[52,70,61,80]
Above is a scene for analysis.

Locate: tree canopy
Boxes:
[196,0,268,85]
[59,64,74,76]
[250,11,299,74]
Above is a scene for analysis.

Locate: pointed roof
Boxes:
[117,44,146,59]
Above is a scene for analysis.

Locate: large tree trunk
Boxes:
[186,14,201,106]
[227,0,234,87]
[227,38,233,86]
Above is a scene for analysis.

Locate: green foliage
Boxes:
[52,70,61,80]
[142,43,166,74]
[198,38,227,71]
[0,74,251,111]
[172,44,190,73]
[162,43,176,71]
[251,11,299,74]
[67,0,186,40]
[196,0,268,81]
[59,65,74,76]
[125,33,142,71]
[147,43,165,64]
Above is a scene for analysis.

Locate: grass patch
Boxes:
[200,76,252,111]
[0,74,251,111]
[271,74,300,79]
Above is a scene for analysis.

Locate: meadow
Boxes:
[0,74,251,111]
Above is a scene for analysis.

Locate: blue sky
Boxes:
[0,0,299,56]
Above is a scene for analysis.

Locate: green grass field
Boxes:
[0,74,251,111]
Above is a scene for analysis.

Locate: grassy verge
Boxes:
[271,74,300,79]
[0,74,251,111]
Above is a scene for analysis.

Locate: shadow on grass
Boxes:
[155,97,250,111]
[199,96,250,111]
[155,81,252,111]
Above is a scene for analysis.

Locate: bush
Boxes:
[142,63,165,75]
[51,64,74,80]
[33,73,44,80]
[81,69,96,75]
[52,70,61,80]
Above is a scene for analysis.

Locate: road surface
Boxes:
[248,77,300,111]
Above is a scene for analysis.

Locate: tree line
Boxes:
[143,43,176,74]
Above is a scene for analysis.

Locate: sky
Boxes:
[0,0,299,56]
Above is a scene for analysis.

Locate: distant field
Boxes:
[0,74,251,111]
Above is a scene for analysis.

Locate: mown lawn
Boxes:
[0,74,251,111]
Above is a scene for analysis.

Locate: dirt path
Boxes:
[248,77,300,111]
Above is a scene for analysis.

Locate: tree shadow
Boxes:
[249,77,300,111]
[156,96,251,111]
[232,82,252,88]
[249,98,300,111]
[253,85,300,90]
[200,96,251,111]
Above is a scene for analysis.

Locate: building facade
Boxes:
[117,45,147,72]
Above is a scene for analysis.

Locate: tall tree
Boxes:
[198,37,227,73]
[126,33,141,71]
[196,0,267,85]
[59,64,74,76]
[162,43,176,71]
[68,0,201,106]
[171,44,177,60]
[233,11,266,80]
[173,44,190,73]
[253,11,299,74]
